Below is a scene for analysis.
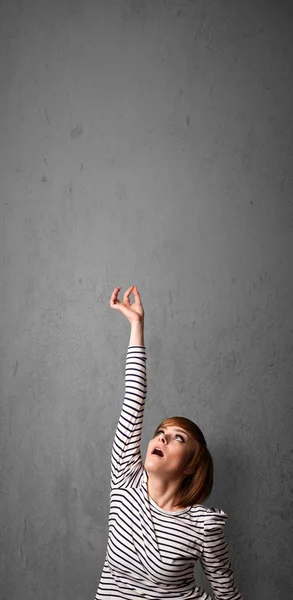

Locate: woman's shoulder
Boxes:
[189,504,228,527]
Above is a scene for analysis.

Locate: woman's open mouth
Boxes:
[152,448,164,457]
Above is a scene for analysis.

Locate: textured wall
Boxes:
[1,1,292,599]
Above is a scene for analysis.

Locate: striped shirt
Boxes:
[95,345,242,600]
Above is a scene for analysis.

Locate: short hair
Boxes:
[153,416,213,508]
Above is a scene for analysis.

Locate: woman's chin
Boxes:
[144,457,164,472]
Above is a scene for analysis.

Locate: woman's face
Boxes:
[144,425,198,480]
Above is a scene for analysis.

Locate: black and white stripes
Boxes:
[95,345,242,600]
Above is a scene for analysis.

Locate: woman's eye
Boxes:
[155,430,185,442]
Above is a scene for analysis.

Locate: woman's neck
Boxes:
[146,473,184,512]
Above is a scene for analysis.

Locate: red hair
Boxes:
[153,416,213,508]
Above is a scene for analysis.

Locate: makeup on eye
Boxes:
[155,428,187,443]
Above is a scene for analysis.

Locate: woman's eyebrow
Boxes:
[174,428,188,437]
[164,427,188,438]
[157,427,188,438]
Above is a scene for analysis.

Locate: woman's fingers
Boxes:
[110,286,143,318]
[109,286,144,323]
[123,286,134,304]
[110,286,121,308]
[132,286,142,304]
[110,286,133,309]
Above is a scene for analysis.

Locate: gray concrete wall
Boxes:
[1,1,292,598]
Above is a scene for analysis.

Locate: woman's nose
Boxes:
[158,433,166,444]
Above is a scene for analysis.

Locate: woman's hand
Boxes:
[110,286,144,324]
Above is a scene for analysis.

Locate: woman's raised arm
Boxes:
[109,286,147,488]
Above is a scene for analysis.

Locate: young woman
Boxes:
[95,285,242,600]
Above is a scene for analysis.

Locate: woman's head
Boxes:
[145,416,213,508]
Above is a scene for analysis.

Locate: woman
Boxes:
[95,285,242,600]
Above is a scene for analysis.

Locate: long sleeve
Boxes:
[110,345,147,488]
[200,509,243,600]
